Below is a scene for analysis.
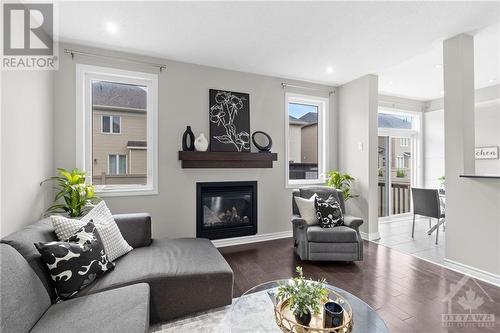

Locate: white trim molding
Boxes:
[360,231,381,241]
[444,258,500,288]
[211,230,293,248]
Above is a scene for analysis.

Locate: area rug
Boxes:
[150,291,279,333]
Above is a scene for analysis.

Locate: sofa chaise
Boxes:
[1,213,234,333]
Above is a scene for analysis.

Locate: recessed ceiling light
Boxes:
[326,66,334,74]
[106,22,118,35]
[489,78,496,83]
[388,81,393,85]
[440,90,445,95]
[434,64,442,69]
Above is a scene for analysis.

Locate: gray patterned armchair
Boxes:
[292,186,364,261]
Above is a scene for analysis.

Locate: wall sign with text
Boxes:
[475,146,499,160]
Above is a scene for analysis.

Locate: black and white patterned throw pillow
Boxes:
[35,222,114,300]
[315,195,344,228]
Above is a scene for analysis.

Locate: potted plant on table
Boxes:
[277,266,329,326]
[41,168,99,218]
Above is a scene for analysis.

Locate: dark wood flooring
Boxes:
[219,238,500,333]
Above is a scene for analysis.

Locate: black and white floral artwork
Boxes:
[209,89,250,152]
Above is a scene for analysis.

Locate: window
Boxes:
[102,115,121,134]
[396,156,405,169]
[378,113,413,129]
[285,93,328,186]
[77,65,158,196]
[400,138,409,147]
[108,154,127,175]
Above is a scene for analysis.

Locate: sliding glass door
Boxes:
[378,111,420,219]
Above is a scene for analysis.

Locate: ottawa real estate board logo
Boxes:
[2,2,58,70]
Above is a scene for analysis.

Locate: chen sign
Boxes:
[475,146,499,160]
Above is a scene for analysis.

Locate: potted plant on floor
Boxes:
[277,266,329,326]
[326,170,357,201]
[41,168,99,217]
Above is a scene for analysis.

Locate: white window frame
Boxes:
[108,154,127,175]
[285,92,329,187]
[101,115,121,134]
[76,64,158,197]
[400,137,409,147]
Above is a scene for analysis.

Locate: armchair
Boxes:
[292,186,364,261]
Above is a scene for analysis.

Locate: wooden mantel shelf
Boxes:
[178,151,278,168]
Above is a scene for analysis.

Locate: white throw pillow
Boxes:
[51,201,132,261]
[294,193,318,225]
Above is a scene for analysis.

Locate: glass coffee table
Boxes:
[230,280,388,333]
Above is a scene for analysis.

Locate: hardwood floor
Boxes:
[219,238,500,333]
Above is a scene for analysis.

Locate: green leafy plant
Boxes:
[277,266,329,318]
[326,170,357,201]
[41,168,99,217]
[396,169,406,178]
[438,176,445,187]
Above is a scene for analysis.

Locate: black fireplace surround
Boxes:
[196,181,257,240]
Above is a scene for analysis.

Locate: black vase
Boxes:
[323,302,344,328]
[294,309,312,326]
[182,126,195,151]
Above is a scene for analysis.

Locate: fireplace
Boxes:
[196,181,257,240]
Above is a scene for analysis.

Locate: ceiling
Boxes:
[58,1,500,101]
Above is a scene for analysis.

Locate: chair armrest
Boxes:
[291,215,308,229]
[113,213,152,248]
[343,215,363,229]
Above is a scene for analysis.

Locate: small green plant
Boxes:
[396,169,406,178]
[277,266,329,319]
[41,168,99,217]
[438,176,445,187]
[326,170,357,201]
[378,168,383,177]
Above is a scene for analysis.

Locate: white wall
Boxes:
[1,71,54,237]
[423,84,500,188]
[443,34,500,282]
[423,109,445,188]
[475,102,500,175]
[338,75,379,239]
[53,43,337,239]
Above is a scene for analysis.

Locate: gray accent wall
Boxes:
[53,43,337,239]
[1,71,54,237]
[338,75,379,239]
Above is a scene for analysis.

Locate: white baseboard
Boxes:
[211,230,293,248]
[443,258,500,288]
[360,231,380,241]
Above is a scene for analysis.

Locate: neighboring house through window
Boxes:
[77,65,158,196]
[285,92,328,186]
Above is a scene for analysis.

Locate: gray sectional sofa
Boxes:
[1,213,234,333]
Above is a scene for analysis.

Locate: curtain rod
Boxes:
[281,82,335,95]
[64,49,167,72]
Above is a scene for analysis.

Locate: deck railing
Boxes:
[378,181,411,216]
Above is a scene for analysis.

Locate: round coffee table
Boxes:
[230,280,388,333]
